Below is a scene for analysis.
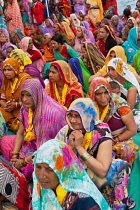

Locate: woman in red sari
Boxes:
[97,25,117,57]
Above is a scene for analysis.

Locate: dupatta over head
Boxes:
[107,57,140,95]
[20,79,66,148]
[32,139,110,210]
[88,77,129,122]
[45,60,83,107]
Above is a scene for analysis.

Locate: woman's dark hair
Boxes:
[51,34,64,44]
[100,26,110,33]
[123,8,131,18]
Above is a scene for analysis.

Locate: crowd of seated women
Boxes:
[0,0,140,209]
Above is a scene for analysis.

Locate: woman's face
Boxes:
[3,65,16,80]
[6,47,14,58]
[111,17,118,26]
[0,34,7,43]
[94,87,110,108]
[44,35,51,44]
[81,46,89,59]
[21,90,34,108]
[67,111,83,130]
[49,66,61,83]
[28,39,33,50]
[51,40,60,50]
[53,25,59,33]
[45,19,50,27]
[84,16,90,23]
[35,163,59,190]
[99,28,109,39]
[107,66,119,80]
[132,11,138,18]
[127,19,134,29]
[76,27,83,38]
[109,51,116,60]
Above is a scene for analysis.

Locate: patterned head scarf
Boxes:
[61,21,75,39]
[66,98,98,132]
[50,60,78,86]
[20,79,66,148]
[88,77,129,122]
[10,49,32,72]
[2,58,21,74]
[32,139,110,210]
[24,64,45,88]
[88,77,112,101]
[107,57,140,95]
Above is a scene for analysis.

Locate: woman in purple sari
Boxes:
[43,19,54,35]
[0,79,66,180]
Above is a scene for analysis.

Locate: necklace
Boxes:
[54,83,68,106]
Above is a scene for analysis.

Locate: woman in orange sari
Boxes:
[0,58,31,132]
[45,60,83,109]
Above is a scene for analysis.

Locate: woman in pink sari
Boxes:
[20,36,45,73]
[0,79,66,180]
[5,0,24,33]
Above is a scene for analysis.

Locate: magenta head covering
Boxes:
[20,79,66,148]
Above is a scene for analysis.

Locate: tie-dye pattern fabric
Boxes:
[32,139,110,210]
[56,98,135,209]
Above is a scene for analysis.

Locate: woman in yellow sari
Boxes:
[0,58,31,132]
[86,0,103,23]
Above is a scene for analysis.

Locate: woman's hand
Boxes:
[4,101,16,112]
[10,158,22,171]
[69,130,84,150]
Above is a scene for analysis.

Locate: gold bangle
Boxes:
[24,157,30,164]
[20,159,23,167]
[80,152,91,161]
[11,151,19,154]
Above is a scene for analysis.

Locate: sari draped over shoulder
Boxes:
[53,43,78,61]
[32,139,110,210]
[0,58,31,131]
[56,98,135,209]
[1,79,66,180]
[20,37,45,73]
[45,60,84,108]
[89,77,139,165]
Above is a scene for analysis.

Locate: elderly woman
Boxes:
[88,77,138,165]
[0,58,31,132]
[32,139,110,210]
[20,37,45,73]
[56,98,135,209]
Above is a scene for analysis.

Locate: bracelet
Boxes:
[80,151,91,161]
[11,151,19,154]
[24,157,30,164]
[20,159,23,167]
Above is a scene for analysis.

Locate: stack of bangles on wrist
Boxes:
[80,151,91,161]
[20,157,30,167]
